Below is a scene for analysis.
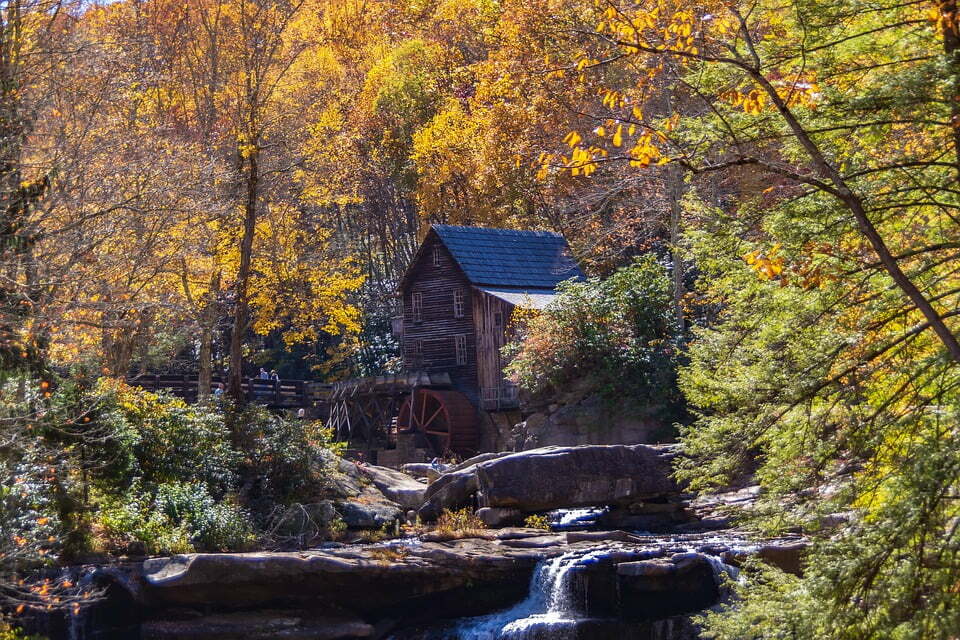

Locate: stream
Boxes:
[454,548,614,639]
[394,542,743,640]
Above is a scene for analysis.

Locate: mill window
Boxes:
[412,292,422,323]
[455,334,467,365]
[453,289,465,318]
[433,246,441,267]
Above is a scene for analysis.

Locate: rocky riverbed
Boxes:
[72,529,805,639]
[31,445,804,639]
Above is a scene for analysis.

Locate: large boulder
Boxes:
[417,463,484,521]
[336,497,402,529]
[476,445,680,512]
[616,552,721,620]
[357,464,426,511]
[141,610,374,639]
[320,455,404,528]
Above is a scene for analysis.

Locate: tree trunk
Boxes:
[227,150,259,401]
[197,271,221,402]
[197,325,215,402]
[742,48,960,362]
[940,0,960,178]
[667,165,686,332]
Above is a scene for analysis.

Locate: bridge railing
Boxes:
[126,374,326,408]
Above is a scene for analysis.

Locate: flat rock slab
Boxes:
[131,538,547,612]
[142,611,373,639]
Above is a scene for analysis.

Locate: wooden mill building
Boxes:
[388,225,583,454]
[328,224,584,461]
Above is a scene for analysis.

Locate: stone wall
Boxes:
[494,393,674,451]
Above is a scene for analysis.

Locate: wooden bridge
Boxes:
[128,370,481,460]
[126,374,331,409]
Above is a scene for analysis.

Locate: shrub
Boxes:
[97,492,193,555]
[0,622,46,640]
[227,404,343,518]
[91,379,240,496]
[433,508,486,539]
[17,375,343,558]
[97,482,254,553]
[154,482,255,552]
[523,514,551,531]
[504,256,683,413]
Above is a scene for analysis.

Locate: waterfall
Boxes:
[548,507,606,530]
[455,549,610,640]
[702,552,744,601]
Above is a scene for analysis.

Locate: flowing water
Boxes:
[454,548,613,640]
[548,508,607,531]
[449,541,746,640]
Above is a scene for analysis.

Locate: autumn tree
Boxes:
[538,0,960,635]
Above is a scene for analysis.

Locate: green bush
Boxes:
[14,375,341,557]
[97,491,193,555]
[89,379,240,497]
[154,482,255,552]
[228,404,343,518]
[505,256,683,411]
[97,482,254,554]
[0,622,46,640]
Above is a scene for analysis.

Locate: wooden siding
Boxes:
[473,289,517,409]
[401,233,479,401]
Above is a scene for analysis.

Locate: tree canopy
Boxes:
[2,0,960,635]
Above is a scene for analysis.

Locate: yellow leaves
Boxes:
[743,89,766,115]
[743,243,785,281]
[568,146,599,176]
[612,125,624,147]
[600,88,623,108]
[722,88,767,115]
[628,132,661,167]
[238,140,258,159]
[563,130,583,147]
[246,203,363,345]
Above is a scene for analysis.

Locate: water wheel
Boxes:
[397,388,478,457]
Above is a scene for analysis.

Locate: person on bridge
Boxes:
[270,369,280,382]
[258,368,269,380]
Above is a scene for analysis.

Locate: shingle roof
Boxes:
[478,287,560,310]
[432,224,584,288]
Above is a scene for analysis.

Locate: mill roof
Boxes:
[428,224,584,289]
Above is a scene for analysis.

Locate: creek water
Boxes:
[447,541,743,640]
[547,507,607,530]
[454,548,615,639]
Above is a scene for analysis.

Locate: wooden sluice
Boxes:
[325,371,456,455]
